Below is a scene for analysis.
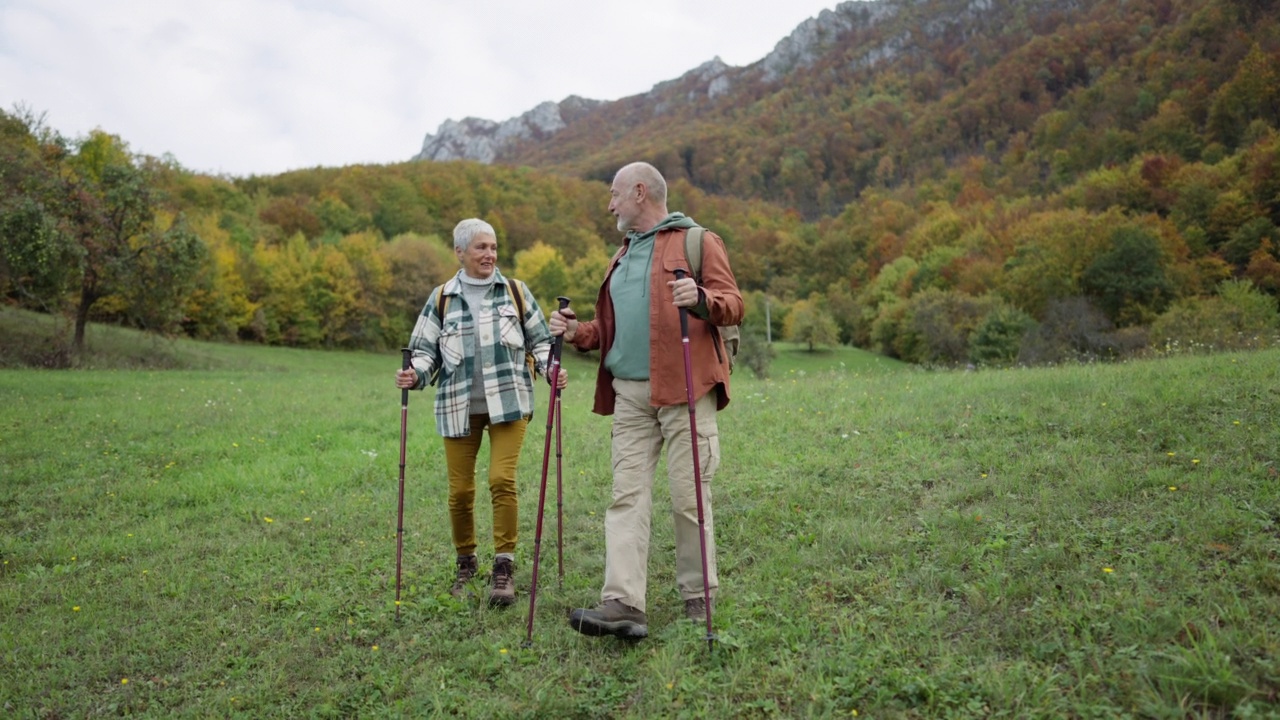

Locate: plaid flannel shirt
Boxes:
[407,270,553,438]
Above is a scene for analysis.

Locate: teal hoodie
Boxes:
[604,213,698,380]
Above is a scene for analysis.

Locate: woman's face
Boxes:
[458,233,498,279]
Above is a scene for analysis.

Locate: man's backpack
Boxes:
[429,277,537,385]
[684,226,741,373]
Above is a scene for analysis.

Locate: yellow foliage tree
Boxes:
[183,212,257,339]
[513,241,569,311]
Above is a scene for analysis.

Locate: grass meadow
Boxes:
[2,308,1279,718]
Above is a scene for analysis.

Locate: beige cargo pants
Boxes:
[601,378,720,613]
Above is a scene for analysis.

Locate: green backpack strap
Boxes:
[682,226,739,371]
[684,226,705,280]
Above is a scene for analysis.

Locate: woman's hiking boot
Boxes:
[449,554,478,598]
[568,600,648,639]
[488,557,516,607]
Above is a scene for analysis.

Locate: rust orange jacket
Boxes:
[570,225,744,415]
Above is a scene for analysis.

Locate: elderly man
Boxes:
[550,162,743,639]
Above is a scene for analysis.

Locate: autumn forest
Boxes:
[2,0,1279,368]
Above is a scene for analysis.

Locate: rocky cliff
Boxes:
[412,0,903,164]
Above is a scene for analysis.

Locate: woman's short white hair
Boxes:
[453,218,496,251]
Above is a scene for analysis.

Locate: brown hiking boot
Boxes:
[684,597,715,623]
[488,557,516,607]
[449,555,478,598]
[568,599,648,639]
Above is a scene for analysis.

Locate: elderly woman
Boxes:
[395,218,567,607]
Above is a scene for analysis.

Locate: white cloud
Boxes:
[0,0,848,176]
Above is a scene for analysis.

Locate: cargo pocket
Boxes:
[697,427,720,478]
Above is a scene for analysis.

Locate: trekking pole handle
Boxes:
[547,297,570,385]
[553,297,570,352]
[400,348,411,405]
[556,297,571,323]
[672,269,691,338]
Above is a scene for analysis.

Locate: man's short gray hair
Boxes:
[453,218,496,251]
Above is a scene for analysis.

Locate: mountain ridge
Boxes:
[410,0,1107,218]
[413,0,897,165]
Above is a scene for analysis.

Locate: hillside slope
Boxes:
[416,0,1280,219]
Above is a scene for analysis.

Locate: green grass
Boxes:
[765,341,907,378]
[2,310,1279,717]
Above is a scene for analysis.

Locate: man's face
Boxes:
[609,173,641,233]
[457,233,498,278]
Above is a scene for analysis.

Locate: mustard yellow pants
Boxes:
[441,415,529,556]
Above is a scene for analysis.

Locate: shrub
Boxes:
[1018,296,1129,364]
[869,299,909,359]
[736,328,775,379]
[969,304,1036,367]
[1151,279,1280,351]
[880,289,997,366]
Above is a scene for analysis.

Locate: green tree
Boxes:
[969,303,1036,366]
[888,288,999,365]
[0,196,78,312]
[784,297,839,352]
[61,131,206,350]
[381,232,456,335]
[824,283,858,344]
[1081,226,1173,326]
[853,256,918,346]
[1207,45,1280,149]
[0,108,79,313]
[116,210,206,336]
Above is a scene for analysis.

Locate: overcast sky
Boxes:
[1,0,845,178]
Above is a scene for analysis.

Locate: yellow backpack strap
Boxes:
[433,284,448,325]
[506,278,538,378]
[507,277,527,320]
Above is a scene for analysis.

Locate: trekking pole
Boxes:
[673,269,715,653]
[394,347,411,622]
[523,296,571,647]
[555,361,565,590]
